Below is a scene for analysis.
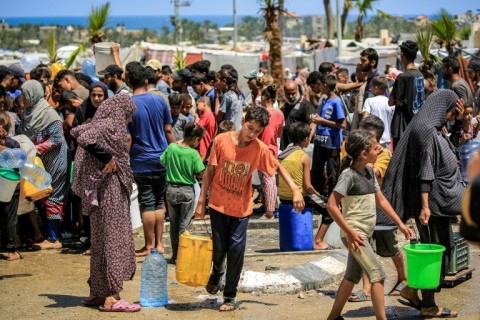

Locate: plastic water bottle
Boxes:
[140,249,168,307]
[459,140,480,183]
[0,148,27,168]
[20,162,52,189]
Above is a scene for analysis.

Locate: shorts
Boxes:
[342,235,386,284]
[373,229,400,258]
[134,172,166,213]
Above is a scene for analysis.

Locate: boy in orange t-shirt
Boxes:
[195,106,304,311]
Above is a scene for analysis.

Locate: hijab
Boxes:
[70,94,137,204]
[21,80,62,139]
[73,81,108,127]
[377,90,465,225]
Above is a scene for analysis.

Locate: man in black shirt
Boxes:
[389,41,425,150]
[281,80,315,149]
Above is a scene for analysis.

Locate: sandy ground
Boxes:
[1,227,479,320]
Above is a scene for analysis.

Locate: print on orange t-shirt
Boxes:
[208,132,278,217]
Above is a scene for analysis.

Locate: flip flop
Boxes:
[99,299,141,312]
[398,298,421,311]
[3,252,23,261]
[348,290,371,302]
[388,281,407,296]
[421,307,458,318]
[219,298,238,312]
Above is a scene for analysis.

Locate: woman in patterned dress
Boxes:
[21,80,68,249]
[71,94,140,312]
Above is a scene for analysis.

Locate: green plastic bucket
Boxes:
[404,243,446,289]
[0,168,20,202]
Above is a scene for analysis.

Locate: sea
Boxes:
[2,15,247,33]
[1,14,417,33]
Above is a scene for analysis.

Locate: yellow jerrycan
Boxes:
[176,230,213,287]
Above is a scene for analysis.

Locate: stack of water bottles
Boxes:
[459,140,480,184]
[0,148,52,189]
[140,249,168,307]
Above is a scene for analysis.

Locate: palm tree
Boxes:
[65,2,111,69]
[430,8,460,55]
[323,0,335,39]
[354,0,381,42]
[341,0,353,37]
[260,0,285,103]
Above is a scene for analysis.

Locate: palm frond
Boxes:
[64,43,86,70]
[430,8,457,52]
[173,48,188,71]
[416,28,441,72]
[357,0,379,16]
[47,32,59,64]
[88,2,111,43]
[377,9,391,19]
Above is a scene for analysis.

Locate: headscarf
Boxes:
[70,94,137,204]
[73,81,109,127]
[295,68,309,86]
[377,90,465,225]
[21,80,61,139]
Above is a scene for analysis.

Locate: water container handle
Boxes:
[409,217,432,248]
[203,218,212,238]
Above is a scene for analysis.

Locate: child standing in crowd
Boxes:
[362,76,394,150]
[460,104,480,145]
[195,106,304,312]
[257,85,284,219]
[160,123,205,264]
[195,97,217,161]
[326,130,413,320]
[215,69,245,130]
[169,92,188,141]
[278,122,324,209]
[310,74,346,250]
[0,112,22,261]
[180,93,195,122]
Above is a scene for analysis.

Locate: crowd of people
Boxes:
[0,39,479,317]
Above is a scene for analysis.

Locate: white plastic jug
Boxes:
[93,42,117,76]
[130,183,142,230]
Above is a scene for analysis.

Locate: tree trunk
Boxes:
[341,1,351,37]
[323,0,335,39]
[355,13,364,42]
[264,7,285,104]
[278,0,284,45]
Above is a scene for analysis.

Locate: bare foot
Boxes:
[313,241,330,250]
[6,251,23,261]
[156,245,165,254]
[420,306,458,318]
[135,247,151,257]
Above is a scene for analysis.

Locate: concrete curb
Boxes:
[238,251,348,294]
[160,217,322,233]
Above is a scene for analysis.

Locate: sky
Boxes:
[1,0,478,17]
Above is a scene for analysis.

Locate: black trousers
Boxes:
[0,190,20,252]
[310,146,339,224]
[209,208,250,299]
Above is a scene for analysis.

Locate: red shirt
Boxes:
[258,108,284,157]
[198,111,217,158]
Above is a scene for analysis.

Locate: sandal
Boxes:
[2,251,23,261]
[99,299,141,312]
[388,281,407,296]
[398,285,421,310]
[206,275,221,295]
[348,290,371,302]
[219,298,238,312]
[421,306,458,318]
